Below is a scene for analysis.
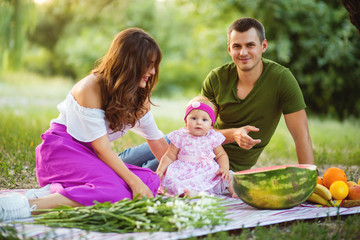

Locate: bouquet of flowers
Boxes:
[32,193,229,233]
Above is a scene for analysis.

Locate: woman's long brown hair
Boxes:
[92,28,162,132]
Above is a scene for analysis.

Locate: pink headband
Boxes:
[184,101,216,126]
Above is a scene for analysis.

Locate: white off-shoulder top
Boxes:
[51,93,163,142]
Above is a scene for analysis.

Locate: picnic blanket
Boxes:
[1,189,360,240]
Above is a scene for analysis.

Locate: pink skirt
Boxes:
[35,123,160,206]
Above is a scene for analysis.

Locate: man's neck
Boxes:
[236,60,263,99]
[237,60,264,87]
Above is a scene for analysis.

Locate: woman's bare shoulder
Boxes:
[71,74,102,109]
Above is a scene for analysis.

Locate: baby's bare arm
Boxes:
[155,143,179,179]
[214,145,231,181]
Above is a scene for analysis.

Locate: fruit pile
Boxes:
[307,167,360,207]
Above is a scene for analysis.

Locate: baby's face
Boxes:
[185,109,213,136]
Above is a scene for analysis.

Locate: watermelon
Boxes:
[232,164,317,209]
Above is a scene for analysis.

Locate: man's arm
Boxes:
[284,109,314,164]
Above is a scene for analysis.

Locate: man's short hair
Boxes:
[228,17,266,43]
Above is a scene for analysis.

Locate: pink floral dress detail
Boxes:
[161,128,228,195]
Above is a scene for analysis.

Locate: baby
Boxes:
[156,96,236,197]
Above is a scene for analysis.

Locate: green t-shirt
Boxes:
[201,58,306,171]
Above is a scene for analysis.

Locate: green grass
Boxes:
[1,72,360,239]
[196,215,360,240]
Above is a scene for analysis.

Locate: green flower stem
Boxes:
[28,194,229,233]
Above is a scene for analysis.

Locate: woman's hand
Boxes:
[91,135,156,199]
[130,178,155,199]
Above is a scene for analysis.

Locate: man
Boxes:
[120,17,314,171]
[201,17,314,170]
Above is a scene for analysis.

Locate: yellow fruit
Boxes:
[322,167,347,188]
[347,181,357,188]
[358,178,360,185]
[314,184,332,201]
[307,193,332,206]
[329,181,349,200]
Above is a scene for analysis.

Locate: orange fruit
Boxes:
[317,176,324,185]
[347,181,357,188]
[329,181,349,200]
[348,185,360,200]
[322,167,347,188]
[358,178,360,185]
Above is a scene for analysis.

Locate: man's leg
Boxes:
[119,136,170,171]
[142,159,160,171]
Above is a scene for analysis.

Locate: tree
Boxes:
[0,0,36,72]
[187,0,360,119]
[17,0,360,118]
[341,0,360,34]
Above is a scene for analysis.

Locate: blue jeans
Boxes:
[119,136,170,171]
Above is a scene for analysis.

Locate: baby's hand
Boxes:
[216,168,230,182]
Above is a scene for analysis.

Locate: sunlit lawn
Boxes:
[0,72,359,239]
[1,71,359,186]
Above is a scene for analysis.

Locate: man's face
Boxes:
[228,28,267,72]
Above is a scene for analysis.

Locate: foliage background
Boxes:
[1,0,360,119]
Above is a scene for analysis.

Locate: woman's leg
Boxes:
[29,193,83,215]
[34,124,161,207]
[0,192,82,221]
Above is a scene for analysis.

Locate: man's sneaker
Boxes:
[0,193,33,221]
[25,184,51,199]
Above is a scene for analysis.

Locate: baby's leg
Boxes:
[180,189,199,197]
[228,182,238,198]
[228,171,238,198]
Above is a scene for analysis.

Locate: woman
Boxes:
[0,28,168,221]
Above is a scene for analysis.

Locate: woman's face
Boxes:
[139,57,156,88]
